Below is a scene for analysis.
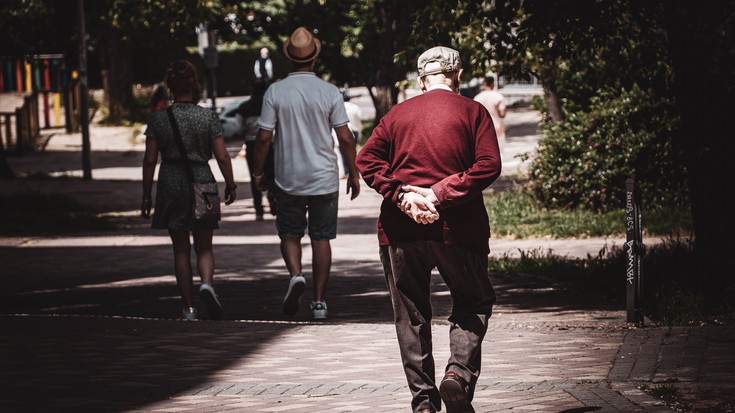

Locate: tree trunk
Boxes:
[370,1,401,122]
[543,80,564,122]
[370,85,393,122]
[98,25,134,123]
[664,2,735,294]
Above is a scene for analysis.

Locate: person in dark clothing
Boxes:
[356,46,502,413]
[238,81,275,220]
[254,47,273,84]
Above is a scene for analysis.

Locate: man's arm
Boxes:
[266,59,273,79]
[212,135,237,204]
[355,120,404,203]
[141,136,158,218]
[357,123,438,224]
[334,124,360,199]
[427,107,502,208]
[497,95,507,118]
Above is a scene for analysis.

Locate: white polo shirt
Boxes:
[258,72,349,195]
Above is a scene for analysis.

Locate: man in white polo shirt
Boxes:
[251,27,360,320]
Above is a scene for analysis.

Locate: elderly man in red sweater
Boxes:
[356,46,502,413]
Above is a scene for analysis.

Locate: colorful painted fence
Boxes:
[0,54,79,131]
[0,54,83,154]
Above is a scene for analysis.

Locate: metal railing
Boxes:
[0,92,40,155]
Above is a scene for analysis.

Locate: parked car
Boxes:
[218,98,247,139]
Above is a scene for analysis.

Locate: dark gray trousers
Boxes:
[379,242,496,413]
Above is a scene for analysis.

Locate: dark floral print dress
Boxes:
[144,102,225,231]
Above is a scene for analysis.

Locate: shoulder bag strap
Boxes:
[166,106,195,182]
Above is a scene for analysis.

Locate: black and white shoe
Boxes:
[282,274,306,316]
[199,283,224,320]
[310,300,328,320]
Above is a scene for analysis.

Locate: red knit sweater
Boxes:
[356,88,502,255]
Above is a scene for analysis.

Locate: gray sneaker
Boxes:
[182,307,197,321]
[199,283,224,320]
[283,274,306,316]
[310,301,328,320]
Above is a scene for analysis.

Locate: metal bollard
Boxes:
[625,178,645,326]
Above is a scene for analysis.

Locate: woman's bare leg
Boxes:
[169,228,194,308]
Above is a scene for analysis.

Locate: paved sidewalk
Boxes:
[1,108,733,412]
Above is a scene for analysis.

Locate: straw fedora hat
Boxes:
[283,27,321,63]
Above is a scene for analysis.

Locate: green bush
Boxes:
[529,85,688,212]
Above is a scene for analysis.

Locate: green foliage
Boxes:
[409,1,685,215]
[358,118,378,147]
[213,0,409,89]
[634,237,731,326]
[409,0,503,77]
[105,0,223,83]
[528,85,687,212]
[648,284,706,326]
[0,0,65,56]
[484,187,691,239]
[483,189,692,239]
[0,192,116,235]
[213,44,291,96]
[644,204,693,237]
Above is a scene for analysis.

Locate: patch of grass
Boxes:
[489,237,735,326]
[483,188,712,322]
[649,284,706,326]
[484,189,735,325]
[484,189,691,239]
[640,238,734,326]
[489,244,626,307]
[647,383,682,400]
[0,192,117,235]
[639,383,691,412]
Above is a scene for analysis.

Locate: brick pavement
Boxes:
[1,109,733,412]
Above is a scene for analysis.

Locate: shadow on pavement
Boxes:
[0,315,296,412]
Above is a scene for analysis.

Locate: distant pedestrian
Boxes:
[251,27,360,320]
[149,82,170,113]
[254,47,273,85]
[338,89,363,178]
[356,46,502,413]
[238,80,275,220]
[141,60,237,321]
[473,75,506,153]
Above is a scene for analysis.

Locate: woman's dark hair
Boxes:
[164,60,200,100]
[150,83,169,107]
